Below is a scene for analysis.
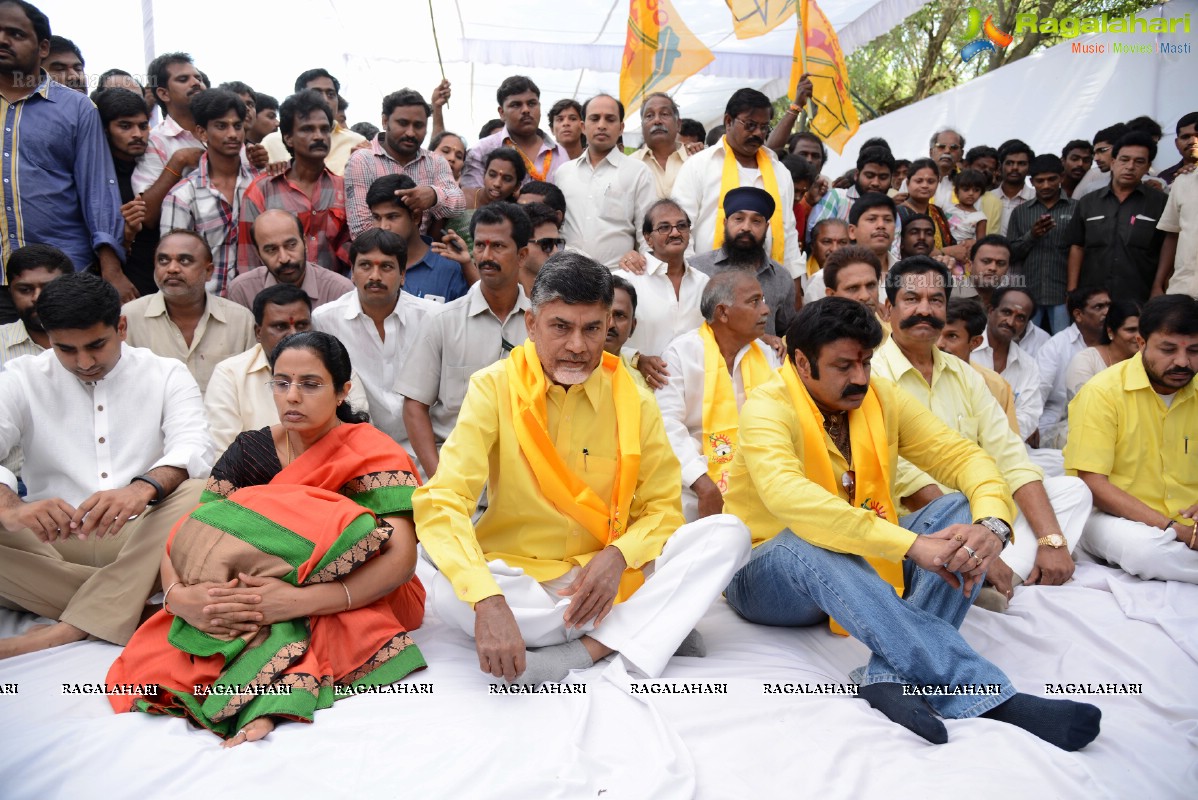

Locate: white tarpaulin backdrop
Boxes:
[823,0,1197,176]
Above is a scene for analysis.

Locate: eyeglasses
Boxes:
[732,117,772,137]
[933,142,962,152]
[534,237,566,254]
[651,221,691,235]
[267,379,327,395]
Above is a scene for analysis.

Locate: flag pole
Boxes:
[798,0,815,129]
[429,0,448,108]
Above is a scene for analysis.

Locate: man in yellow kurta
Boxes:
[414,253,750,685]
[1066,294,1198,582]
[723,296,1101,750]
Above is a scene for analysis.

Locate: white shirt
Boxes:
[1157,171,1198,298]
[0,345,213,505]
[988,183,1037,236]
[395,283,531,445]
[556,149,656,269]
[1073,165,1110,199]
[971,331,1044,440]
[672,138,800,279]
[1036,323,1087,433]
[656,328,781,491]
[312,290,435,448]
[803,268,887,307]
[623,255,708,357]
[1016,320,1051,358]
[204,343,370,457]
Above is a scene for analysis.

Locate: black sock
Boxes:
[982,693,1101,751]
[858,683,948,745]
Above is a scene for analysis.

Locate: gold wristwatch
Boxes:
[1036,533,1067,548]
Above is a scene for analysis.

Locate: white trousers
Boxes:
[431,514,751,678]
[1025,446,1065,478]
[1079,510,1198,583]
[1000,475,1091,582]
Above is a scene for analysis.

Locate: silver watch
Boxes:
[975,517,1012,546]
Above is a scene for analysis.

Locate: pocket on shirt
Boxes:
[1083,216,1111,249]
[600,191,629,223]
[576,453,617,504]
[957,414,981,444]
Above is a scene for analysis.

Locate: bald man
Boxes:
[227,209,354,310]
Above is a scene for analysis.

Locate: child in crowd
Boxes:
[947,168,989,246]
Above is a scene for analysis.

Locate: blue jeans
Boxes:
[725,493,1015,718]
[1034,304,1069,335]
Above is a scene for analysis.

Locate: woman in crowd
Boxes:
[440,147,527,251]
[1066,299,1143,399]
[899,158,969,262]
[430,130,467,183]
[107,332,426,747]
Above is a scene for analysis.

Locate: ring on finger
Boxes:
[974,555,982,567]
[962,545,977,560]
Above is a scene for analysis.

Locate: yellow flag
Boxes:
[790,0,860,154]
[620,0,714,115]
[726,0,796,39]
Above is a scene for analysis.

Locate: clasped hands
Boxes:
[169,573,300,641]
[2,483,157,542]
[906,523,1004,596]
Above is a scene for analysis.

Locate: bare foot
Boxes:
[221,716,276,749]
[0,622,87,660]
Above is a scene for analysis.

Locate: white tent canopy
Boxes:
[40,0,928,145]
[823,0,1196,176]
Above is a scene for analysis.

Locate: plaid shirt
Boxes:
[161,154,259,296]
[344,137,465,236]
[237,168,350,274]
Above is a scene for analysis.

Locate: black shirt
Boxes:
[112,157,161,297]
[1065,183,1167,303]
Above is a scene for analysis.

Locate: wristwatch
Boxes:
[629,352,642,370]
[1036,533,1067,548]
[975,517,1012,546]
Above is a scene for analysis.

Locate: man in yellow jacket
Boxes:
[414,253,750,685]
[723,296,1101,750]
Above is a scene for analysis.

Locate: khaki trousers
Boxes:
[0,479,203,644]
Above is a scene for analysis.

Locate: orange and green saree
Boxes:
[107,423,426,738]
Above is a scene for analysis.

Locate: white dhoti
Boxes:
[1001,475,1092,582]
[431,514,751,678]
[1078,510,1198,583]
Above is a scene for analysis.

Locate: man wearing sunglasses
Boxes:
[674,88,801,284]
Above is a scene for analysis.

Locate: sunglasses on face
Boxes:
[534,237,566,255]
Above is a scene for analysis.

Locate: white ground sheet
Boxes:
[1,560,1194,798]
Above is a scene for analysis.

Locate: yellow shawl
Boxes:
[781,363,902,635]
[714,137,785,264]
[699,323,773,492]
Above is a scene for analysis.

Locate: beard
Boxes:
[18,305,44,333]
[722,233,766,269]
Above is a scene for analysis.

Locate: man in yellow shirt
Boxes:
[872,258,1091,610]
[723,296,1101,750]
[1066,295,1198,582]
[414,254,750,685]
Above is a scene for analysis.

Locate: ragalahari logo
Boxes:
[959,7,1014,62]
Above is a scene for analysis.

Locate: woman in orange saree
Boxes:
[107,332,426,746]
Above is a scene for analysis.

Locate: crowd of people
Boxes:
[1,0,1197,755]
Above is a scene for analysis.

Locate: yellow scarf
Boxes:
[781,363,901,636]
[699,323,773,492]
[714,136,785,264]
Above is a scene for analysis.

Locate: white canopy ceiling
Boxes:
[41,0,928,146]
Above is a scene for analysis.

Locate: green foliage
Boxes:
[846,0,1161,118]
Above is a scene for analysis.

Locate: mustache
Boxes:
[841,383,869,398]
[477,260,501,272]
[1167,368,1196,378]
[365,282,388,291]
[900,314,946,330]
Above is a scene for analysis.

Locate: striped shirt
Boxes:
[131,115,203,194]
[0,73,124,281]
[237,168,350,274]
[344,136,465,236]
[0,320,42,369]
[161,153,259,296]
